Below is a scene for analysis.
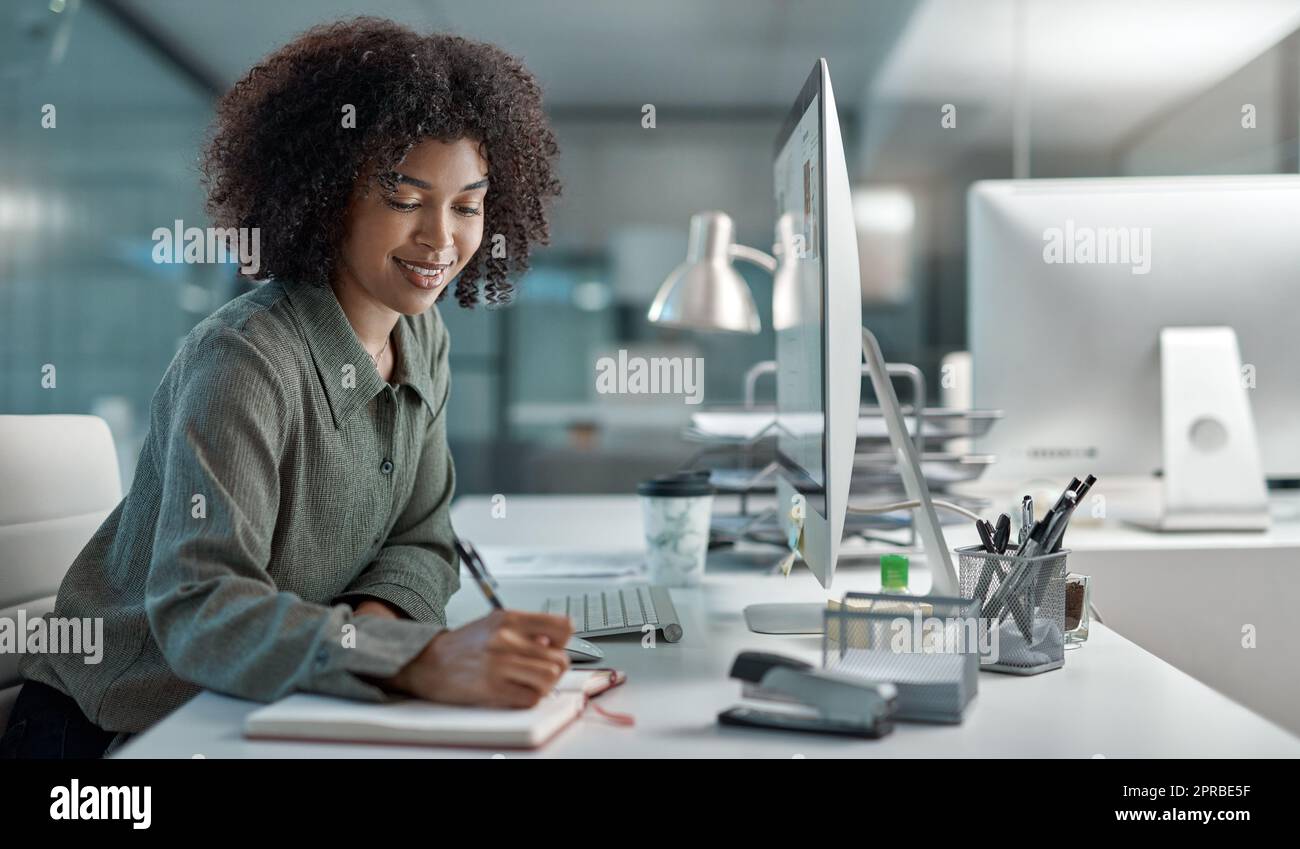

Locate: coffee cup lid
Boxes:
[636,470,714,498]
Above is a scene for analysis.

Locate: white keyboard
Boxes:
[543,585,683,642]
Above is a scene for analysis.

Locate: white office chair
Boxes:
[0,415,121,728]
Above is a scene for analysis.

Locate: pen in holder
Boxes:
[956,544,1069,675]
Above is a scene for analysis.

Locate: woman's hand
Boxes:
[388,609,573,708]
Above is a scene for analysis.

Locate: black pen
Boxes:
[993,514,1011,554]
[1022,476,1081,557]
[1047,482,1092,553]
[1044,492,1076,545]
[1073,474,1097,506]
[1024,490,1077,606]
[453,536,505,610]
[1051,474,1096,552]
[1052,477,1082,512]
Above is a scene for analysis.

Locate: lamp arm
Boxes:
[727,243,778,274]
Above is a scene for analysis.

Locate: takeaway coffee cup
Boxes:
[636,471,715,587]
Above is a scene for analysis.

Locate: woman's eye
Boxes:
[455,206,482,217]
[385,198,420,212]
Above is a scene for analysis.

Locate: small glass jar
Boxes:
[1064,573,1091,645]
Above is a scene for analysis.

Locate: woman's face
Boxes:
[335,137,489,314]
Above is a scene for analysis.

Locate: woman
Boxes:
[2,17,570,759]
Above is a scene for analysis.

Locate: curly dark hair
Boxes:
[200,17,561,307]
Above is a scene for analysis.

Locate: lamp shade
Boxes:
[647,212,761,334]
[770,213,801,331]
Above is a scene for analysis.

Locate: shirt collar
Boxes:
[284,281,438,429]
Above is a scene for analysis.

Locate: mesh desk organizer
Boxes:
[956,544,1070,675]
[822,592,980,723]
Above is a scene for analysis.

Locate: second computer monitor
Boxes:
[970,175,1300,487]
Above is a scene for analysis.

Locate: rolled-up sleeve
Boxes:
[334,313,461,622]
[144,327,441,704]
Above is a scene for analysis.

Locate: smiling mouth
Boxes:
[394,257,451,289]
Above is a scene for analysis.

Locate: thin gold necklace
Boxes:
[369,334,391,368]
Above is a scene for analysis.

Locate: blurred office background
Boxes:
[4,0,1300,496]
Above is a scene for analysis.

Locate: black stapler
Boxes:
[717,651,896,739]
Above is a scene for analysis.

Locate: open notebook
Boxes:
[244,670,624,750]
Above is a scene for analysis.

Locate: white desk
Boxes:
[116,495,1300,758]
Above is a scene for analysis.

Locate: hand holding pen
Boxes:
[378,536,576,709]
[453,535,573,651]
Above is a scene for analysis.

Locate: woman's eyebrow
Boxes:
[393,172,431,190]
[393,172,489,192]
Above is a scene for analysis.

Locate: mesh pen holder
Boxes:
[823,592,980,723]
[956,544,1069,675]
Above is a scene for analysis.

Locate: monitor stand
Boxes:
[744,603,824,635]
[858,327,959,594]
[742,328,959,635]
[1133,327,1269,531]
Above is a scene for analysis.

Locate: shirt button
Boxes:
[380,458,394,475]
[315,647,330,668]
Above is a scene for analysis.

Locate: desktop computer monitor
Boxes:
[766,59,957,601]
[771,58,862,590]
[970,176,1300,500]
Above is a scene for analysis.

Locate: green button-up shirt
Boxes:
[20,279,460,734]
